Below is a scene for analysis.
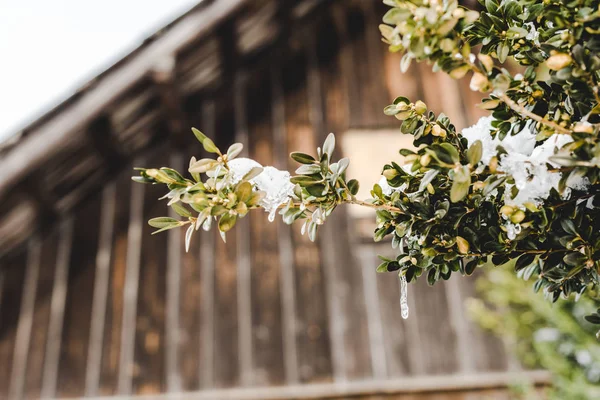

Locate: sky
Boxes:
[0,0,200,142]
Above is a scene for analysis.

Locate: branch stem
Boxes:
[496,92,572,135]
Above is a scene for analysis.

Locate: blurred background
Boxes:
[0,0,580,399]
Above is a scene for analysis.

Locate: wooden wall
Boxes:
[0,1,540,399]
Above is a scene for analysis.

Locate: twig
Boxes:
[496,92,572,135]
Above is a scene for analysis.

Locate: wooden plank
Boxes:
[444,277,476,373]
[357,248,390,379]
[117,159,145,395]
[86,182,117,396]
[9,236,41,400]
[0,0,249,194]
[233,73,254,387]
[177,136,204,392]
[454,272,508,372]
[282,50,333,383]
[24,228,59,399]
[200,100,216,389]
[0,252,27,399]
[312,14,373,381]
[306,28,346,383]
[271,61,300,385]
[166,153,183,393]
[246,68,285,387]
[78,370,551,400]
[211,94,240,389]
[344,3,389,128]
[99,166,134,396]
[41,217,74,398]
[411,278,459,374]
[133,148,169,395]
[56,198,101,397]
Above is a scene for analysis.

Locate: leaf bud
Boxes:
[414,100,427,115]
[546,52,572,71]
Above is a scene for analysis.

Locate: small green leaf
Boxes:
[189,158,218,173]
[171,202,192,218]
[450,178,470,203]
[185,224,194,252]
[236,181,253,203]
[376,262,389,273]
[218,213,237,233]
[290,152,316,164]
[191,127,207,144]
[347,179,360,196]
[467,140,483,165]
[148,217,180,229]
[242,166,263,181]
[202,137,220,154]
[323,133,335,158]
[296,164,322,175]
[227,143,243,159]
[456,236,470,254]
[290,176,322,185]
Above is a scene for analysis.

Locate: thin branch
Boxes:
[496,92,572,135]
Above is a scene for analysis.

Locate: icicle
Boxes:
[399,274,409,319]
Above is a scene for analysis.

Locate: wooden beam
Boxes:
[41,217,74,399]
[445,276,477,373]
[358,250,388,380]
[305,28,347,383]
[152,56,189,148]
[233,73,254,387]
[200,100,216,389]
[117,162,145,395]
[9,236,41,400]
[0,0,249,195]
[87,115,125,170]
[270,62,299,385]
[75,370,551,400]
[166,153,183,392]
[85,183,117,397]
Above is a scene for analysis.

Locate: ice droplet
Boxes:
[399,274,409,319]
[268,208,276,222]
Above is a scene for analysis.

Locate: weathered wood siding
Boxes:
[0,1,530,399]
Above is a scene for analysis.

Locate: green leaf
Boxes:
[497,41,509,63]
[585,314,600,324]
[226,143,243,159]
[347,179,360,196]
[296,164,322,175]
[450,178,470,203]
[189,158,218,173]
[560,219,578,236]
[467,140,483,166]
[323,133,335,158]
[440,143,460,164]
[515,254,536,271]
[218,213,237,233]
[191,127,207,144]
[563,252,587,267]
[185,224,194,252]
[236,181,253,203]
[419,169,439,192]
[202,137,220,154]
[171,202,192,218]
[242,166,263,181]
[290,152,316,164]
[376,262,389,273]
[456,236,470,254]
[148,217,180,229]
[290,176,322,186]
